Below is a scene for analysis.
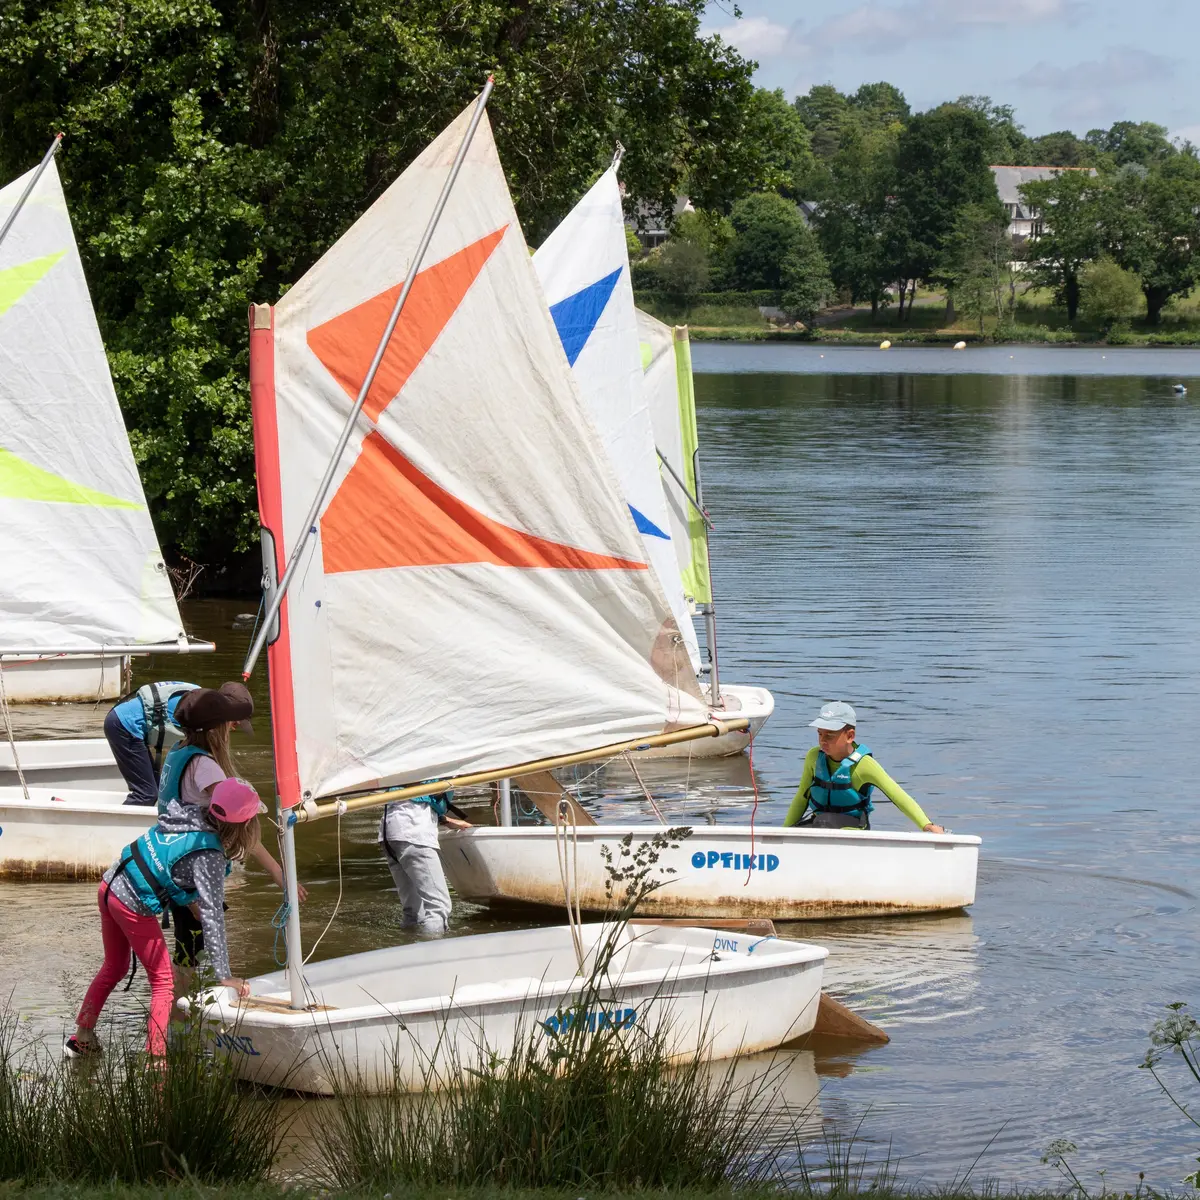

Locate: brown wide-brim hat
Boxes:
[175,681,254,734]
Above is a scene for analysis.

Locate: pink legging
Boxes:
[76,882,175,1056]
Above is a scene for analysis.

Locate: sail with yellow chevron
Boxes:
[0,146,213,877]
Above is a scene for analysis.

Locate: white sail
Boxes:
[637,311,712,607]
[254,101,705,806]
[533,169,701,673]
[0,160,183,651]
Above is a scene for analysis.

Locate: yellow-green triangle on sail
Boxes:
[0,251,66,319]
[0,447,140,508]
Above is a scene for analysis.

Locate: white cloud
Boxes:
[794,0,1076,53]
[1017,47,1177,91]
[704,14,805,60]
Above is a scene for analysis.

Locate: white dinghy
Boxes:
[532,168,772,759]
[197,922,826,1095]
[442,823,981,920]
[0,138,212,809]
[0,786,154,879]
[0,737,124,793]
[199,87,826,1089]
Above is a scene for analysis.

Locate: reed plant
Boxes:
[313,829,809,1191]
[0,1003,284,1184]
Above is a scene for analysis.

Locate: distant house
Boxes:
[990,166,1098,242]
[631,195,694,248]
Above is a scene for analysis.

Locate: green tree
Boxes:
[737,87,814,199]
[1018,170,1104,320]
[0,0,770,566]
[889,105,1004,316]
[723,192,809,290]
[1027,130,1097,168]
[954,95,1032,165]
[1100,157,1200,324]
[939,203,1015,332]
[1078,258,1142,330]
[1085,121,1176,170]
[780,224,833,324]
[653,238,709,298]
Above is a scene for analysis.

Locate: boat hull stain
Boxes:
[0,858,108,882]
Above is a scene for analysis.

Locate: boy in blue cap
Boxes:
[784,701,945,832]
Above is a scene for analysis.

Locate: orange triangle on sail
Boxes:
[321,431,648,574]
[307,226,507,422]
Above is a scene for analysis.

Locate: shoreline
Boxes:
[688,327,1200,347]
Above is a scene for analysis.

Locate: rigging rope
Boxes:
[554,797,585,972]
[0,662,30,801]
[623,750,666,825]
[304,803,345,964]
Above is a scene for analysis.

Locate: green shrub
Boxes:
[1079,258,1144,331]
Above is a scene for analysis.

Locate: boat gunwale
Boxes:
[193,938,827,1030]
[441,824,982,848]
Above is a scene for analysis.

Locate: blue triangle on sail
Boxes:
[549,267,622,366]
[629,504,669,539]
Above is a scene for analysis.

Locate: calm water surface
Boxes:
[3,344,1198,1187]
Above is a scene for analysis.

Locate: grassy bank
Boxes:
[635,291,1200,346]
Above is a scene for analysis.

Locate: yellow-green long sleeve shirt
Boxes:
[783,745,932,829]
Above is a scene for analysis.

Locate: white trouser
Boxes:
[382,840,452,935]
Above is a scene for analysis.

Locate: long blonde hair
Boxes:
[182,721,237,778]
[210,813,261,863]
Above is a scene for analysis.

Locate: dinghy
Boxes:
[532,168,772,758]
[441,823,981,920]
[0,786,155,879]
[199,86,827,1088]
[0,738,124,792]
[196,922,827,1095]
[0,139,211,803]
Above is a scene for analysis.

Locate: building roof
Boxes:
[990,165,1096,205]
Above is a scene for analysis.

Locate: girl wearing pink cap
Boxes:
[65,777,263,1060]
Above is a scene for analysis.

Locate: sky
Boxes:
[700,0,1200,145]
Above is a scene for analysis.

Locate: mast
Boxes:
[242,78,496,681]
[0,134,61,254]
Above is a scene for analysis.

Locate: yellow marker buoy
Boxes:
[880,340,891,350]
[953,341,966,350]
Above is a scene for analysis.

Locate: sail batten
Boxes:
[0,161,184,651]
[259,103,704,807]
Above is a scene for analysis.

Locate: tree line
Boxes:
[0,0,792,569]
[636,82,1200,334]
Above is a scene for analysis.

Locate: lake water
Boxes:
[3,345,1198,1188]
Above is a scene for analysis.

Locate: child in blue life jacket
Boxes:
[379,790,471,936]
[66,777,264,1060]
[155,683,306,987]
[105,681,199,805]
[784,701,946,833]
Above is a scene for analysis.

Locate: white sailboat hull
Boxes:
[0,739,125,792]
[0,787,152,879]
[0,654,127,702]
[196,923,827,1095]
[637,683,773,758]
[441,824,980,919]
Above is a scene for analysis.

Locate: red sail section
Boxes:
[321,431,648,574]
[307,226,507,422]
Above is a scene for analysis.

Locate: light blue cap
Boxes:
[809,701,857,731]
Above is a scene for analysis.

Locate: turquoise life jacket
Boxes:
[157,744,211,814]
[807,745,874,815]
[115,826,223,914]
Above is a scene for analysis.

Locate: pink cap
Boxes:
[209,777,264,824]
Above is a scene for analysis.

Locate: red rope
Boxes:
[742,730,759,887]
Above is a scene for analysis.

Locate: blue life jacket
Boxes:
[136,681,198,758]
[411,792,451,817]
[157,744,211,814]
[115,826,223,914]
[807,745,874,815]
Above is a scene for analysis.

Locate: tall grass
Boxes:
[0,1006,284,1184]
[312,877,809,1193]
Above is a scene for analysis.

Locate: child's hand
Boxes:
[923,823,945,834]
[222,977,251,998]
[443,816,472,830]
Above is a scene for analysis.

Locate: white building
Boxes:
[990,165,1097,241]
